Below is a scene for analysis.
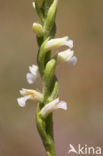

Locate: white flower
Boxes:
[17,95,31,107]
[32,2,35,9]
[40,98,67,118]
[57,49,74,63]
[45,36,73,51]
[33,23,43,37]
[17,88,43,107]
[67,56,77,65]
[26,64,39,84]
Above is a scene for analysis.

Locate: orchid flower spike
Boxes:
[17,88,43,107]
[40,98,67,118]
[26,64,39,84]
[45,36,73,52]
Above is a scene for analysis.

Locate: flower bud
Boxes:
[33,23,43,37]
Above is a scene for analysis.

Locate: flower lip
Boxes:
[67,56,77,65]
[57,101,67,110]
[17,95,31,107]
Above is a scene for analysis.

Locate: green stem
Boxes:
[36,113,56,156]
[35,0,58,155]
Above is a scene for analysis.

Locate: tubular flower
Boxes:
[26,64,39,84]
[17,88,43,107]
[57,49,74,63]
[57,49,77,65]
[40,98,67,118]
[45,36,73,51]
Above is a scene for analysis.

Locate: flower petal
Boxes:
[67,56,77,65]
[29,65,39,75]
[26,73,36,84]
[19,88,43,102]
[17,95,31,107]
[45,36,68,51]
[64,40,73,48]
[57,101,67,110]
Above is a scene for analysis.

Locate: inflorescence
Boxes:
[17,0,77,155]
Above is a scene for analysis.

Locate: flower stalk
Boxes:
[17,0,77,155]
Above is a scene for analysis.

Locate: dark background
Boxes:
[0,0,103,155]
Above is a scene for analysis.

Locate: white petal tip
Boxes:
[33,22,36,26]
[28,65,39,77]
[58,101,67,110]
[17,98,26,107]
[26,73,35,84]
[65,40,73,48]
[32,2,35,8]
[68,56,77,65]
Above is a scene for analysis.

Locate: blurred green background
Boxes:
[0,0,103,155]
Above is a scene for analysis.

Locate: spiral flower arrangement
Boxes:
[17,0,77,155]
